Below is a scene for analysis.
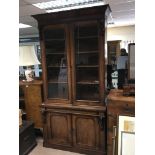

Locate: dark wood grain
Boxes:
[32,5,111,155]
[107,89,135,155]
[20,80,43,129]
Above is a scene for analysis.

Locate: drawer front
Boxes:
[72,114,103,150]
[107,101,135,115]
[45,111,72,147]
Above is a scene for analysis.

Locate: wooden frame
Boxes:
[117,115,135,155]
[32,5,111,154]
[128,43,135,80]
[71,21,106,105]
[41,24,71,104]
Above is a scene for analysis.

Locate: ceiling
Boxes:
[19,0,135,36]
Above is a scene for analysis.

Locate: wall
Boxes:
[107,25,135,51]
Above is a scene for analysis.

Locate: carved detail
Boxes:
[41,108,47,124]
[98,113,105,130]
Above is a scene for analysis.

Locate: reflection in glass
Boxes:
[76,84,99,101]
[74,24,99,101]
[44,27,68,99]
[48,83,68,99]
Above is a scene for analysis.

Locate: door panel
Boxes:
[76,117,96,147]
[43,25,71,101]
[72,114,104,151]
[74,23,100,102]
[46,112,72,146]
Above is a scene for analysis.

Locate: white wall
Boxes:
[107,25,135,51]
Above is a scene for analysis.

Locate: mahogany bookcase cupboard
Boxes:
[33,5,111,155]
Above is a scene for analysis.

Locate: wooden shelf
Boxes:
[48,65,67,68]
[76,99,99,102]
[76,51,98,54]
[46,52,65,55]
[75,35,98,39]
[77,65,99,68]
[19,80,43,86]
[45,38,65,41]
[77,81,99,84]
[48,80,67,84]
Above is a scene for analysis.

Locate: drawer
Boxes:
[107,102,135,115]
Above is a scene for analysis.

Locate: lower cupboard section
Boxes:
[42,109,106,155]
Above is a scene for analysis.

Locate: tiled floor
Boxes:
[29,137,84,155]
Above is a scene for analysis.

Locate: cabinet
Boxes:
[19,85,27,120]
[33,4,111,155]
[106,89,135,155]
[107,40,121,66]
[19,121,37,155]
[42,106,106,155]
[19,80,43,129]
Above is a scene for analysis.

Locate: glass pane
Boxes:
[74,24,99,101]
[48,83,68,99]
[76,84,99,101]
[44,27,68,99]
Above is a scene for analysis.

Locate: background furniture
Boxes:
[33,5,111,155]
[128,43,135,80]
[117,69,128,89]
[19,121,37,155]
[107,40,121,67]
[19,85,27,120]
[106,89,135,155]
[19,80,43,129]
[107,40,121,89]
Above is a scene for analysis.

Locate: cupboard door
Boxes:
[43,25,70,100]
[45,111,72,146]
[73,23,100,102]
[72,114,104,152]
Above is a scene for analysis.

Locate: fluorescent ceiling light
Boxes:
[19,23,32,29]
[33,0,105,13]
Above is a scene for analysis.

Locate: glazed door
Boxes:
[70,22,105,105]
[42,25,71,103]
[72,114,105,152]
[45,111,72,147]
